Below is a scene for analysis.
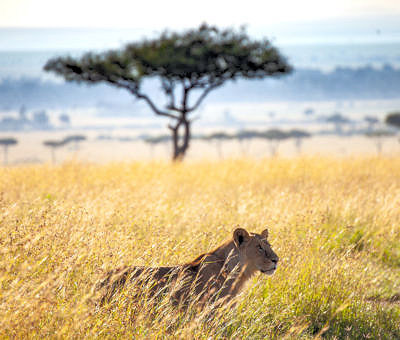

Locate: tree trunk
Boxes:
[149,145,154,159]
[295,138,303,154]
[171,119,191,161]
[216,141,223,159]
[3,145,8,166]
[269,141,279,157]
[51,147,56,164]
[375,138,382,155]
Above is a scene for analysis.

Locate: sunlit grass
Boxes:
[0,157,399,338]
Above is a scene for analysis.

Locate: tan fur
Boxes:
[95,228,278,307]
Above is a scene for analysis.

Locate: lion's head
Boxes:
[233,227,279,275]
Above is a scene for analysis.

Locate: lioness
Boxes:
[95,228,278,308]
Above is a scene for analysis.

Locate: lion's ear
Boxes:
[233,228,250,248]
[261,228,269,239]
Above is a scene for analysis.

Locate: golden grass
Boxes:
[0,157,399,339]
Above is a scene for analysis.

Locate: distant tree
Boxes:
[144,135,171,158]
[59,113,71,126]
[32,110,51,129]
[0,137,17,165]
[63,134,86,150]
[44,24,292,161]
[19,105,27,121]
[288,129,311,154]
[260,129,289,157]
[385,112,400,144]
[117,136,136,142]
[43,140,65,164]
[96,134,114,141]
[236,130,260,155]
[385,112,400,129]
[364,115,379,132]
[303,108,315,116]
[326,113,350,134]
[365,130,395,155]
[205,132,232,159]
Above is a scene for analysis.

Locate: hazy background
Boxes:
[1,0,400,162]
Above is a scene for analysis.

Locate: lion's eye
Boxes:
[258,245,263,252]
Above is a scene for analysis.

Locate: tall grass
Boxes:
[0,157,399,339]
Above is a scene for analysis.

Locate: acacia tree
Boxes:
[144,135,171,158]
[236,130,260,156]
[386,112,400,127]
[0,138,18,166]
[63,134,87,150]
[43,140,66,164]
[261,129,289,157]
[205,132,233,159]
[365,130,394,155]
[44,24,291,160]
[288,129,311,154]
[385,112,400,145]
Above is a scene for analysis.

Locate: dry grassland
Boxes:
[0,157,399,338]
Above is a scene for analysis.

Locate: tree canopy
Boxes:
[44,24,292,160]
[0,138,18,146]
[385,112,400,129]
[0,138,18,166]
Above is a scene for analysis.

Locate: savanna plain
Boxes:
[0,157,399,339]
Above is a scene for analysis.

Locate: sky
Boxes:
[0,0,399,60]
[1,0,400,29]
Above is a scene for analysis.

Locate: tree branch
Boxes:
[161,79,180,113]
[135,92,180,120]
[90,75,179,120]
[181,80,190,113]
[187,81,223,113]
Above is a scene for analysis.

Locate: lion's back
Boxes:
[94,265,182,305]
